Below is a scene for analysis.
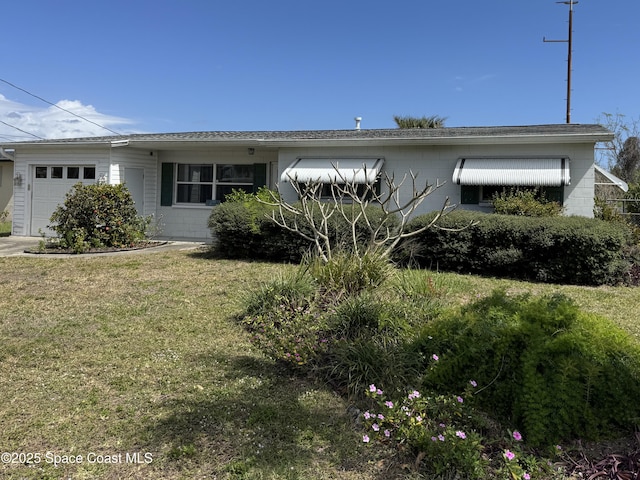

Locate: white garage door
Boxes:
[30,165,96,236]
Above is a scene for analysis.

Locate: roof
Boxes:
[0,124,613,149]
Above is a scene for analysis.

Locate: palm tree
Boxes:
[393,115,446,129]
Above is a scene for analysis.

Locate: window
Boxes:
[67,167,80,179]
[51,167,63,179]
[175,163,255,204]
[83,167,96,180]
[35,167,47,178]
[461,185,564,205]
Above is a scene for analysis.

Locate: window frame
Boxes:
[173,163,256,205]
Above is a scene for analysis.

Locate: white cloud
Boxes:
[0,94,136,141]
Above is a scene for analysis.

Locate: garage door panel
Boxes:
[30,166,95,236]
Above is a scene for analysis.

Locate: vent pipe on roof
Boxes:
[354,117,362,130]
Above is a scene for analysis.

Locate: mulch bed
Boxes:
[561,433,640,479]
[25,240,168,255]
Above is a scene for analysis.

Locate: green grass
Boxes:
[0,220,10,236]
[1,250,639,479]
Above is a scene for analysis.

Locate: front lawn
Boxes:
[1,250,639,479]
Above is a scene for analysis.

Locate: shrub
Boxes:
[240,269,329,368]
[415,290,640,447]
[48,183,151,253]
[208,189,400,262]
[398,211,635,285]
[492,188,563,217]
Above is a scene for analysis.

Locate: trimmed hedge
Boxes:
[396,210,635,285]
[208,195,399,262]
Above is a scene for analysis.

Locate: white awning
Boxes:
[594,165,628,192]
[281,157,384,183]
[452,158,570,186]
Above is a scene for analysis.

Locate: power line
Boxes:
[0,119,44,140]
[0,77,122,136]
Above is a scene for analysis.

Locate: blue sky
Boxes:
[0,0,638,140]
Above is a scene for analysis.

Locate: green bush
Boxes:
[49,183,151,253]
[415,290,640,447]
[397,211,635,285]
[492,188,563,217]
[241,269,329,368]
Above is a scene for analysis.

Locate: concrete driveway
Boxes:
[0,236,206,257]
[0,236,42,256]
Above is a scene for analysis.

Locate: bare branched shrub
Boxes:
[261,163,455,262]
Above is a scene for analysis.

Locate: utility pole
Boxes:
[544,0,577,124]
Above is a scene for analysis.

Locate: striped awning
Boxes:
[281,157,384,183]
[452,158,570,186]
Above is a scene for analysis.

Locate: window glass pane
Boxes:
[217,164,253,183]
[177,184,212,203]
[83,167,96,180]
[35,167,47,178]
[178,164,213,182]
[481,186,505,202]
[51,167,63,179]
[216,184,252,202]
[67,167,80,179]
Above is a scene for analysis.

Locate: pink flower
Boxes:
[363,411,371,419]
[369,384,377,393]
[513,430,522,441]
[384,429,391,437]
[438,434,445,442]
[363,435,370,443]
[377,413,384,420]
[455,431,466,439]
[457,396,464,403]
[384,401,394,408]
[376,388,383,395]
[470,380,477,387]
[523,474,531,480]
[504,450,515,461]
[372,423,380,431]
[408,390,421,400]
[432,354,439,361]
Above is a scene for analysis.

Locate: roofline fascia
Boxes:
[0,129,614,150]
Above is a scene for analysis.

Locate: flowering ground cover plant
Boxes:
[361,383,565,479]
[361,383,486,478]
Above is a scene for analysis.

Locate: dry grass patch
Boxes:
[0,251,394,479]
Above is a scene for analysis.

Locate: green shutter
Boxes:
[253,163,267,193]
[161,163,174,206]
[461,185,480,204]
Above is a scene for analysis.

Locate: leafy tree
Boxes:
[596,112,640,182]
[393,115,446,129]
[614,136,640,184]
